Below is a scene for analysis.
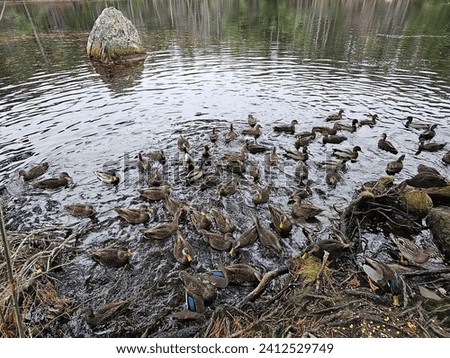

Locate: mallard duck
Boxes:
[172,292,204,320]
[252,214,282,254]
[201,145,214,160]
[317,159,347,171]
[247,114,257,127]
[322,134,347,145]
[358,114,378,127]
[326,109,344,121]
[268,204,293,237]
[386,154,405,175]
[241,124,262,140]
[148,167,163,186]
[294,130,316,149]
[222,144,248,162]
[247,161,260,182]
[173,231,195,265]
[95,170,119,185]
[216,176,238,196]
[19,162,49,181]
[210,208,235,233]
[273,119,298,134]
[417,164,441,176]
[199,229,233,251]
[164,194,188,217]
[289,181,313,200]
[416,139,446,155]
[84,299,132,328]
[185,162,204,184]
[224,123,237,143]
[312,123,338,135]
[141,209,182,240]
[33,172,72,189]
[442,151,450,165]
[200,165,222,190]
[223,158,246,175]
[189,207,211,231]
[224,263,262,286]
[137,152,150,173]
[378,133,398,154]
[331,146,362,162]
[403,116,430,130]
[182,147,194,170]
[419,124,438,141]
[303,239,350,261]
[245,139,269,154]
[200,260,228,289]
[115,206,153,224]
[209,128,219,143]
[336,119,358,133]
[252,182,272,206]
[325,167,342,189]
[362,257,401,306]
[266,146,278,166]
[64,204,96,218]
[284,146,309,161]
[405,172,448,188]
[230,224,258,254]
[291,196,324,220]
[177,134,190,151]
[392,236,429,265]
[179,270,216,302]
[91,246,132,268]
[294,161,309,183]
[138,185,171,201]
[145,149,166,165]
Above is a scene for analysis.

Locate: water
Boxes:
[0,0,449,337]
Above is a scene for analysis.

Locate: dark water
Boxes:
[0,0,450,337]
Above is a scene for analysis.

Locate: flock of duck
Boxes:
[15,109,449,325]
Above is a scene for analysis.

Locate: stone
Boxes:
[86,7,146,64]
[426,206,450,261]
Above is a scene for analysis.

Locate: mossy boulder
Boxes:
[86,7,147,64]
[426,206,450,261]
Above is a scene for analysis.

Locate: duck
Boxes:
[200,165,222,190]
[145,149,166,165]
[224,264,262,286]
[326,109,344,121]
[84,299,132,328]
[185,161,204,184]
[19,162,49,181]
[141,209,182,240]
[164,194,188,217]
[252,214,282,254]
[148,167,163,186]
[405,172,448,188]
[442,151,450,165]
[335,119,359,133]
[419,124,438,141]
[64,204,97,219]
[230,224,258,254]
[291,196,324,220]
[322,133,347,145]
[378,133,398,154]
[268,204,293,237]
[415,139,446,155]
[245,139,269,154]
[94,170,119,185]
[210,208,235,233]
[241,124,262,140]
[362,257,401,306]
[223,158,246,175]
[403,116,430,130]
[325,167,342,189]
[182,147,194,170]
[391,236,429,265]
[317,159,347,171]
[224,123,237,143]
[201,145,214,160]
[33,172,72,189]
[209,128,219,144]
[199,260,229,289]
[216,176,238,196]
[266,146,278,166]
[312,123,339,136]
[417,164,441,176]
[247,161,260,182]
[179,271,216,302]
[294,130,316,149]
[199,229,234,251]
[138,185,171,201]
[303,239,351,261]
[273,119,298,134]
[137,152,150,173]
[222,144,248,162]
[177,134,190,152]
[247,114,257,127]
[172,292,204,321]
[252,182,273,205]
[115,206,153,224]
[284,146,309,161]
[385,154,405,175]
[189,207,211,231]
[358,114,378,127]
[294,161,309,183]
[173,231,195,265]
[91,246,132,268]
[331,146,362,162]
[289,181,313,200]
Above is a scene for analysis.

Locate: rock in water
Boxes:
[86,7,147,64]
[426,206,450,261]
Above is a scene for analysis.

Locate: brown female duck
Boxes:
[189,207,211,231]
[137,152,150,173]
[64,204,97,219]
[209,128,219,144]
[19,162,49,181]
[115,206,153,224]
[442,151,450,165]
[291,197,324,221]
[405,172,448,188]
[392,236,429,265]
[386,154,405,175]
[173,231,195,265]
[273,119,298,134]
[331,146,362,162]
[378,133,398,154]
[216,176,238,196]
[284,146,309,161]
[179,271,216,302]
[241,124,262,140]
[247,114,257,127]
[95,170,119,185]
[225,123,237,143]
[295,130,316,149]
[416,139,446,155]
[145,149,166,165]
[322,133,347,145]
[199,229,234,251]
[230,224,258,254]
[224,263,262,286]
[419,124,438,141]
[91,246,132,268]
[252,182,273,205]
[268,204,293,237]
[326,109,344,121]
[138,185,171,201]
[84,299,132,328]
[177,134,190,152]
[336,119,358,133]
[303,239,350,261]
[34,172,72,189]
[358,114,377,127]
[266,146,278,166]
[141,209,182,240]
[252,214,282,255]
[210,208,235,233]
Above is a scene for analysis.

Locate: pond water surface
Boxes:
[0,0,450,337]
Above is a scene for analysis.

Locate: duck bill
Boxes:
[392,295,399,307]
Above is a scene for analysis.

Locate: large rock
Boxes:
[426,206,450,261]
[86,7,146,64]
